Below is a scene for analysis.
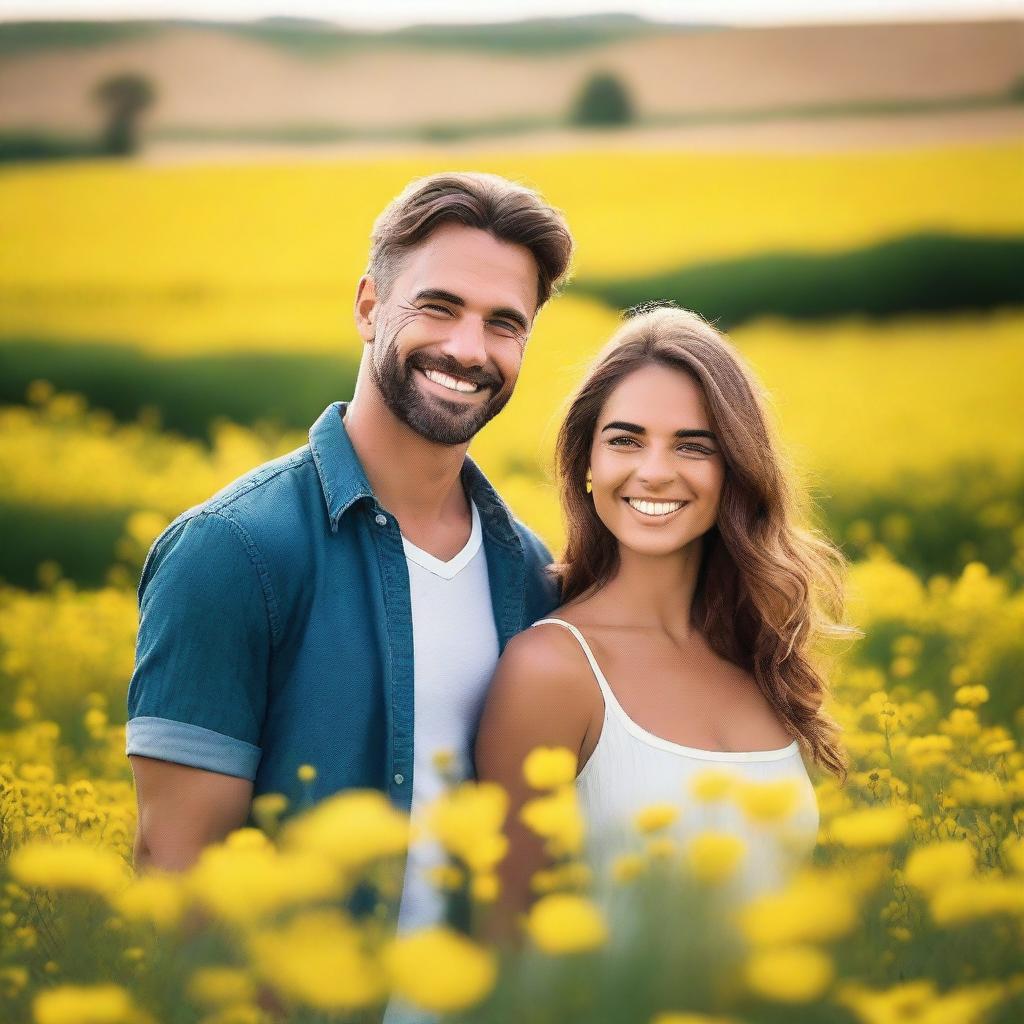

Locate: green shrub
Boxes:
[573,233,1024,329]
[0,340,359,440]
[569,71,634,127]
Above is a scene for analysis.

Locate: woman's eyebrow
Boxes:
[600,420,717,441]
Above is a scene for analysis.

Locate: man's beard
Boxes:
[369,334,511,446]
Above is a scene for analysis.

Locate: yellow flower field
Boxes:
[1,143,1021,353]
[0,142,1021,1022]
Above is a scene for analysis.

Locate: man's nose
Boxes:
[439,316,488,369]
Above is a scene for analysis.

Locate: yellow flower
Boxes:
[954,684,990,706]
[247,910,384,1010]
[1001,835,1024,873]
[187,968,256,1008]
[612,854,646,883]
[689,769,736,802]
[0,965,29,996]
[835,979,935,1021]
[187,841,339,925]
[651,1015,740,1024]
[113,871,186,929]
[836,979,1005,1024]
[685,833,746,885]
[530,861,593,893]
[941,708,981,739]
[740,871,859,945]
[426,865,464,890]
[281,790,409,870]
[929,876,1024,926]
[520,785,585,857]
[429,781,508,873]
[646,837,679,860]
[905,734,953,770]
[744,945,834,1002]
[296,764,317,783]
[733,779,799,824]
[525,893,608,954]
[34,984,137,1024]
[903,841,975,895]
[384,926,496,1012]
[250,793,288,832]
[634,803,679,834]
[828,806,908,848]
[949,771,1009,807]
[471,872,500,903]
[523,746,577,789]
[9,839,129,897]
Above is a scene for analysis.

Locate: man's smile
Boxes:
[421,367,482,394]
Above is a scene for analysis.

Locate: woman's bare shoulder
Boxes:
[499,615,591,684]
[477,613,600,767]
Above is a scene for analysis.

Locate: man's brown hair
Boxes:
[366,171,573,310]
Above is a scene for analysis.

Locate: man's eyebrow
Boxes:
[600,420,717,441]
[413,289,529,332]
[413,288,465,307]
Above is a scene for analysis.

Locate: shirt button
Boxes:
[374,513,387,527]
[393,773,404,785]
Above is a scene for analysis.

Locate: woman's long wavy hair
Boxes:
[551,305,853,782]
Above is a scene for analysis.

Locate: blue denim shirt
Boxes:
[126,401,559,816]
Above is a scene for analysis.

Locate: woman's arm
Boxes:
[473,625,595,946]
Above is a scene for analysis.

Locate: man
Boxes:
[126,173,573,943]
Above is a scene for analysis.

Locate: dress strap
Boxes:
[531,617,617,710]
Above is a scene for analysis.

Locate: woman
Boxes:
[474,304,851,925]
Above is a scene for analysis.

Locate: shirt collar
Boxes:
[308,401,520,548]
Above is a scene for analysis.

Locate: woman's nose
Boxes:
[635,447,676,488]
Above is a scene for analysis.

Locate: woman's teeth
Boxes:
[626,498,687,517]
[423,368,480,393]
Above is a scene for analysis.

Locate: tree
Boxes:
[568,71,634,128]
[92,72,156,156]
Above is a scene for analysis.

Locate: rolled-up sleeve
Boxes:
[126,510,275,780]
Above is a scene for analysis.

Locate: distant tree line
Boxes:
[0,71,155,163]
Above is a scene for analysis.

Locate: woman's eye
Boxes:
[680,444,715,456]
[608,436,639,447]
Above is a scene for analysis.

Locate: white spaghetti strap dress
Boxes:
[531,618,821,901]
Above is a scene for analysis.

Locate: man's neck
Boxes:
[341,389,471,527]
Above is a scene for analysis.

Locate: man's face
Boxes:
[357,223,539,446]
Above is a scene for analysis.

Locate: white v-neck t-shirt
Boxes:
[384,500,499,1024]
[392,497,499,929]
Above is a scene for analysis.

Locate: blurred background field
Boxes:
[2,5,1024,1023]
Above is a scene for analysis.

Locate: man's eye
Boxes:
[490,319,520,333]
[421,304,452,315]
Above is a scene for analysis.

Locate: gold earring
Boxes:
[585,470,592,494]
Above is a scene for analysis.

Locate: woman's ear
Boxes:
[354,275,378,343]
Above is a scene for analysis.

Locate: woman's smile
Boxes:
[622,496,690,520]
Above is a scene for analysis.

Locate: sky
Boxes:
[1,0,1021,28]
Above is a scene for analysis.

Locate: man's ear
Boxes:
[354,275,378,343]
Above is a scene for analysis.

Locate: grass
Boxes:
[572,233,1024,329]
[0,340,358,439]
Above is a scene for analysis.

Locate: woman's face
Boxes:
[588,363,726,559]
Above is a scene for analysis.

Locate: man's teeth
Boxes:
[423,368,479,393]
[626,498,686,517]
